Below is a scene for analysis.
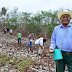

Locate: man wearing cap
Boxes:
[49,10,72,72]
[26,33,34,52]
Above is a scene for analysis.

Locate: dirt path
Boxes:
[0,32,68,72]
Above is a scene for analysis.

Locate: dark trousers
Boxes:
[4,30,6,34]
[56,52,72,72]
[18,38,21,44]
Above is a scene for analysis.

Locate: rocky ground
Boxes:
[0,32,68,72]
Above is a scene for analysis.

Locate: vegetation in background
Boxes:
[0,7,72,38]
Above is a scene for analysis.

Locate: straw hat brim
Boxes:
[58,12,72,21]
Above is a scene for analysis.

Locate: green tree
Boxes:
[1,7,7,15]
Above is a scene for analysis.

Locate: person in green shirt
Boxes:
[17,32,22,44]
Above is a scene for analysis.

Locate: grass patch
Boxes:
[0,54,37,71]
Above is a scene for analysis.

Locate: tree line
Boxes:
[0,7,72,38]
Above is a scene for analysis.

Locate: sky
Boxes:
[0,0,72,13]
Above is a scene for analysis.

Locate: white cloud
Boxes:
[0,0,72,13]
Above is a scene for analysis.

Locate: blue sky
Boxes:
[0,0,72,13]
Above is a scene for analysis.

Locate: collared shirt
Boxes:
[35,37,44,46]
[17,33,22,38]
[49,24,72,52]
[29,34,34,39]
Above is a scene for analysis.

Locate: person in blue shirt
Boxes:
[26,33,34,52]
[49,10,72,72]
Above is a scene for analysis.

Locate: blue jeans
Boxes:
[18,38,21,44]
[26,40,32,48]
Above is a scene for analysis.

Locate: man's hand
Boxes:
[40,46,47,54]
[49,48,54,53]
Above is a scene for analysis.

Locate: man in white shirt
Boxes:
[9,28,13,35]
[35,37,47,57]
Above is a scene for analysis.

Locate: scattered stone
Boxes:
[0,44,2,47]
[0,32,68,72]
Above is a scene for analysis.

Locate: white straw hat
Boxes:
[58,10,72,21]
